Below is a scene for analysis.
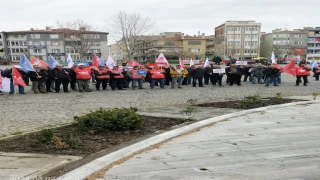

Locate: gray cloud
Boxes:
[1,0,318,36]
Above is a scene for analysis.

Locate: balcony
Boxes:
[29,45,46,49]
[307,46,320,50]
[308,34,320,37]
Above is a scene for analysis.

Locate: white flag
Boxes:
[67,54,74,68]
[106,55,116,69]
[271,51,276,63]
[190,59,194,66]
[203,57,210,67]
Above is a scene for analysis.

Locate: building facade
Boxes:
[0,32,4,60]
[215,21,262,60]
[1,28,108,63]
[260,28,308,60]
[306,27,320,62]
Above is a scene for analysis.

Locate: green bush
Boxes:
[38,129,54,144]
[74,107,144,133]
[235,95,265,108]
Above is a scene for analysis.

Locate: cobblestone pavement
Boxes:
[105,102,320,180]
[0,73,319,137]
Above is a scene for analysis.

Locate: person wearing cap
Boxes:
[127,66,145,90]
[74,64,92,92]
[53,64,70,93]
[1,65,26,95]
[94,66,110,90]
[27,64,47,94]
[170,65,188,89]
[109,66,126,90]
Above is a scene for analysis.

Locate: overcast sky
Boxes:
[1,0,318,36]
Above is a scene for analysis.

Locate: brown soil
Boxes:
[197,98,300,109]
[0,116,190,156]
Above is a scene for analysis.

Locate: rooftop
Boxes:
[3,28,108,34]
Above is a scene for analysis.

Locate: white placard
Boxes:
[212,69,225,73]
[235,61,248,65]
[0,78,11,92]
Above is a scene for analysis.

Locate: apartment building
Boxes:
[260,28,308,60]
[0,32,4,60]
[215,21,262,60]
[306,27,320,62]
[109,32,207,63]
[1,27,108,63]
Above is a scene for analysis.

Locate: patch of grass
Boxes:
[312,92,320,100]
[199,168,208,171]
[275,93,283,100]
[12,131,23,135]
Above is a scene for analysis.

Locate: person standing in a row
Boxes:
[110,66,125,91]
[149,66,165,89]
[95,66,110,91]
[27,65,47,94]
[190,66,204,87]
[295,62,311,86]
[170,65,188,89]
[53,64,70,93]
[74,64,92,92]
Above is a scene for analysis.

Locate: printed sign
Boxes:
[137,70,147,75]
[236,61,248,65]
[212,69,225,73]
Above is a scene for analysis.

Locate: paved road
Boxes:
[105,102,320,180]
[0,73,319,137]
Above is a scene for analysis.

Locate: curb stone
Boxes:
[58,100,320,180]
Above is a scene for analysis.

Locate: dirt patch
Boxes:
[197,98,301,109]
[0,116,190,156]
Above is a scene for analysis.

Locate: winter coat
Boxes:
[265,68,280,77]
[251,68,264,77]
[190,68,204,78]
[203,67,212,76]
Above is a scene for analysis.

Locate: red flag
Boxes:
[13,66,27,87]
[0,71,3,86]
[30,56,48,67]
[179,58,185,68]
[128,60,141,67]
[315,38,320,42]
[92,54,100,68]
[283,60,296,76]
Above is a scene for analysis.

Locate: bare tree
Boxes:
[108,10,156,60]
[57,19,99,61]
[172,49,191,59]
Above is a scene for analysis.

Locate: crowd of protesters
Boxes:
[0,61,319,95]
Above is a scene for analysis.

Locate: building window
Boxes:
[52,49,60,53]
[23,41,27,46]
[234,41,240,46]
[164,41,175,45]
[92,42,100,46]
[6,41,10,46]
[31,34,41,39]
[11,41,15,46]
[235,34,240,39]
[66,48,78,53]
[34,56,43,60]
[93,49,101,53]
[50,34,59,39]
[244,41,251,46]
[71,55,81,61]
[0,42,2,46]
[308,38,315,41]
[188,41,201,45]
[34,49,42,53]
[244,49,251,53]
[252,41,258,46]
[293,41,303,45]
[251,49,257,53]
[52,56,61,61]
[51,42,59,46]
[228,35,234,39]
[188,48,201,52]
[33,42,41,46]
[85,56,92,61]
[252,34,258,39]
[294,34,302,38]
[245,34,251,39]
[10,56,20,61]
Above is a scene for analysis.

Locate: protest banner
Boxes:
[137,70,147,75]
[236,61,248,65]
[212,69,225,73]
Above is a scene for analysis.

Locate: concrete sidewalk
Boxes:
[104,102,320,180]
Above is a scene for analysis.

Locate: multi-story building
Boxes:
[306,27,320,62]
[109,32,207,63]
[215,21,262,60]
[0,32,5,60]
[260,28,308,61]
[1,27,108,63]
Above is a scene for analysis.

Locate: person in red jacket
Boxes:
[109,66,126,90]
[127,66,145,90]
[148,66,166,89]
[94,66,110,90]
[295,63,311,86]
[74,64,92,92]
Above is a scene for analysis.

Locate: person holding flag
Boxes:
[1,65,27,95]
[27,64,47,94]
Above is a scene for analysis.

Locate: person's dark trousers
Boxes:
[236,75,242,85]
[204,74,210,85]
[70,79,77,90]
[192,78,203,87]
[296,76,308,86]
[24,77,30,86]
[211,76,222,86]
[187,75,192,84]
[182,78,187,85]
[110,78,124,90]
[150,79,164,89]
[9,80,24,94]
[91,74,96,83]
[55,79,70,92]
[96,78,108,90]
[243,74,251,82]
[46,79,53,92]
[132,79,143,89]
[226,74,230,84]
[165,77,172,86]
[229,74,237,86]
[315,73,320,81]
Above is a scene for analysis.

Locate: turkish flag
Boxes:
[128,60,141,67]
[283,60,296,76]
[13,66,27,87]
[30,56,49,67]
[92,54,100,68]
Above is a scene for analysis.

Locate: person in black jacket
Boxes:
[45,67,55,92]
[190,66,204,87]
[53,65,70,93]
[69,64,77,91]
[211,65,224,86]
[265,65,280,86]
[203,65,212,85]
[164,67,172,86]
[243,65,252,82]
[27,65,47,94]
